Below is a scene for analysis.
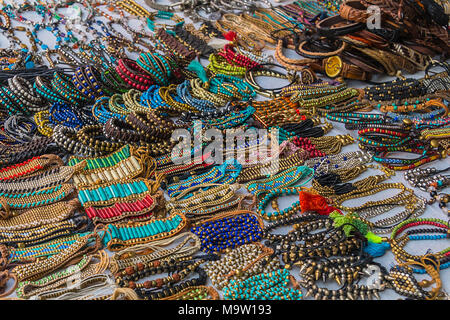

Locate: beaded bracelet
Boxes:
[137,52,173,86]
[109,232,201,274]
[101,213,187,251]
[8,76,47,113]
[405,166,450,192]
[72,65,105,100]
[52,125,99,157]
[92,96,127,124]
[0,215,90,249]
[70,145,152,188]
[85,191,165,224]
[167,160,242,198]
[0,199,79,232]
[16,251,108,299]
[3,233,88,266]
[205,243,280,290]
[11,232,101,289]
[191,210,264,254]
[116,58,154,91]
[223,269,302,300]
[389,218,450,270]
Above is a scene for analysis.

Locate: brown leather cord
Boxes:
[0,270,17,298]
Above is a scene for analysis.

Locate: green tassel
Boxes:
[330,211,368,237]
[366,231,382,244]
[188,60,209,83]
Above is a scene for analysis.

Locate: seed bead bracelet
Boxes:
[205,243,280,290]
[0,214,90,248]
[91,96,126,125]
[254,181,315,221]
[155,156,213,185]
[34,76,70,106]
[237,149,309,184]
[109,232,201,274]
[191,210,264,254]
[0,183,76,219]
[0,199,80,232]
[72,65,105,101]
[389,218,450,268]
[207,53,248,77]
[223,269,302,300]
[378,98,448,114]
[51,72,90,107]
[76,124,123,155]
[3,233,88,266]
[167,160,242,199]
[7,76,47,113]
[101,213,187,251]
[16,251,108,299]
[246,166,313,197]
[0,154,63,182]
[167,183,241,214]
[159,285,219,300]
[326,112,389,126]
[0,161,84,195]
[294,135,355,156]
[189,78,229,106]
[373,147,442,171]
[356,194,426,235]
[9,233,102,293]
[137,52,173,86]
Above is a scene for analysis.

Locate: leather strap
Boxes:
[316,15,365,38]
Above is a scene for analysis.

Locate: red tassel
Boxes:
[223,31,237,41]
[299,191,341,215]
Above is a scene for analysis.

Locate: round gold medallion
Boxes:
[325,56,343,78]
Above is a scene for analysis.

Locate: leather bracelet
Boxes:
[296,38,347,59]
[339,0,371,23]
[316,15,364,38]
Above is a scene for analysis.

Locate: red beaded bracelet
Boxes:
[116,58,155,91]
